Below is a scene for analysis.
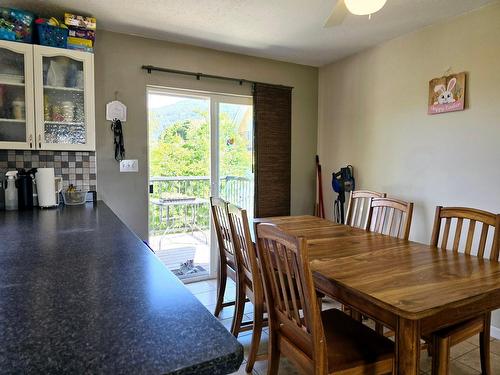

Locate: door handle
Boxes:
[29,134,33,149]
[149,184,154,194]
[38,134,42,149]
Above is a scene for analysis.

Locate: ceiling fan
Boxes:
[324,0,388,27]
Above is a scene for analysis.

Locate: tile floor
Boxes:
[187,278,500,375]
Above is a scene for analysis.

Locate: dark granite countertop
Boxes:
[0,202,243,374]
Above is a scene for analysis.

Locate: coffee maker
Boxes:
[16,168,37,210]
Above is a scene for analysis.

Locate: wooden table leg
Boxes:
[397,317,420,375]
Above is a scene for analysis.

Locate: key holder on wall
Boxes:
[106,92,127,161]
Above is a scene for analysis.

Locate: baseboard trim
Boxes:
[491,325,500,339]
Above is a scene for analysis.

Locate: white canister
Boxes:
[61,101,75,122]
[12,99,25,120]
[35,168,63,208]
[75,71,84,89]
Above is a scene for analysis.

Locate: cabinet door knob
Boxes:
[29,134,33,149]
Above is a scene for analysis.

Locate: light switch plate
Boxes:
[120,159,139,172]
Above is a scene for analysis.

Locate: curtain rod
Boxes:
[141,65,293,90]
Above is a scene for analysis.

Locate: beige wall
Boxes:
[94,30,318,240]
[318,3,500,327]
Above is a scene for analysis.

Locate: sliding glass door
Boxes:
[214,97,254,218]
[147,87,253,283]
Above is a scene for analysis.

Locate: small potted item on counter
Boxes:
[62,184,87,206]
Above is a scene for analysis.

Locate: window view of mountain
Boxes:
[148,99,245,141]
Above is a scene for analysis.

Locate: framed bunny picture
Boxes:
[428,72,466,115]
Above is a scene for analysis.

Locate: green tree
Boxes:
[150,110,252,179]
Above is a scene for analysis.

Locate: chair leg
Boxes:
[214,265,227,317]
[267,329,280,375]
[426,338,433,357]
[375,321,384,335]
[480,312,492,375]
[431,335,450,375]
[230,278,246,337]
[246,303,264,373]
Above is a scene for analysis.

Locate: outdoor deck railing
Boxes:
[149,175,253,234]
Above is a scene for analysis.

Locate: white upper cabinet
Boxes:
[0,41,95,151]
[0,41,35,150]
[33,45,95,151]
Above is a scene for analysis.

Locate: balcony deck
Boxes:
[148,175,253,282]
[149,231,211,281]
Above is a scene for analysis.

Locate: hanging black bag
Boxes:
[111,119,125,161]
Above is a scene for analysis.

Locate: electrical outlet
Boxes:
[120,159,139,172]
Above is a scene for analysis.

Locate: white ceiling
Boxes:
[2,0,497,66]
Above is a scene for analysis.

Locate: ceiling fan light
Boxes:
[344,0,387,16]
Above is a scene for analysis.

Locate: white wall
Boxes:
[318,3,500,326]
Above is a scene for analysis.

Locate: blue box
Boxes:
[36,23,68,48]
[0,7,34,43]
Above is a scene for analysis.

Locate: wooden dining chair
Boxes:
[210,197,239,319]
[256,223,395,375]
[428,206,500,375]
[227,204,268,373]
[346,190,386,229]
[366,197,414,335]
[366,197,414,240]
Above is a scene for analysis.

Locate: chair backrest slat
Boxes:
[282,246,301,324]
[227,203,263,304]
[367,197,414,240]
[430,206,500,261]
[345,190,386,229]
[210,197,236,268]
[478,223,489,258]
[452,218,464,251]
[386,207,395,236]
[256,223,323,357]
[441,217,452,249]
[274,242,293,319]
[266,239,285,312]
[377,207,384,233]
[465,220,476,254]
[351,198,359,226]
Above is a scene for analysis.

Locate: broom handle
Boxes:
[315,155,325,218]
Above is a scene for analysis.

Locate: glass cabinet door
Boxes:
[0,41,35,149]
[34,46,95,151]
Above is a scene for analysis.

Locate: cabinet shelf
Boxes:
[0,118,25,123]
[44,85,84,92]
[0,81,25,87]
[45,120,84,126]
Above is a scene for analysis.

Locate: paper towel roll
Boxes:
[35,168,62,208]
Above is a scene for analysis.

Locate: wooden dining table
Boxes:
[253,215,500,375]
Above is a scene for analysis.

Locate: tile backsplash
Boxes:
[0,150,96,192]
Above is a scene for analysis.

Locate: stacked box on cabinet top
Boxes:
[64,13,96,53]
